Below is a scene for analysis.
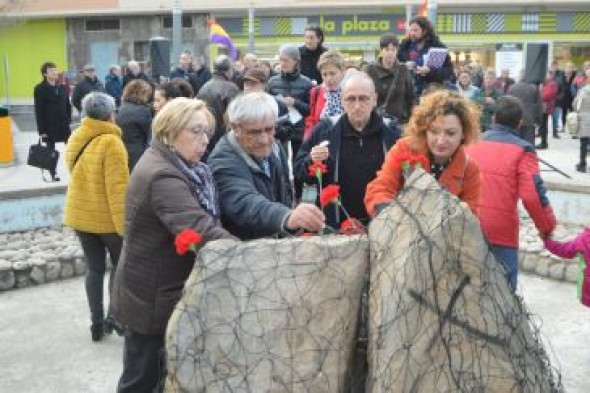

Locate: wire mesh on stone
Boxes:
[165,236,369,392]
[367,169,563,393]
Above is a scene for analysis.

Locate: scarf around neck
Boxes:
[320,86,344,119]
[174,154,220,220]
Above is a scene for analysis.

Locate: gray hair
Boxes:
[279,44,301,63]
[341,69,376,93]
[81,92,116,121]
[227,92,279,126]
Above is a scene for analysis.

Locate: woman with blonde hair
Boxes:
[304,50,347,139]
[112,98,235,392]
[365,89,482,216]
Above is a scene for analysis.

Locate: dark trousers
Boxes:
[580,137,589,167]
[117,330,166,393]
[45,140,58,178]
[75,230,123,325]
[291,139,303,200]
[539,113,550,146]
[520,125,536,145]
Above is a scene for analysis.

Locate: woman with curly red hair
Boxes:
[365,89,482,217]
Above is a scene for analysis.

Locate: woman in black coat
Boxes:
[115,80,153,172]
[33,62,72,181]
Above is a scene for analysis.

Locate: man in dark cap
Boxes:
[197,55,240,157]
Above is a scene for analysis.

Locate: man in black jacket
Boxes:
[170,51,208,96]
[294,71,402,229]
[397,16,455,97]
[72,64,105,113]
[299,24,327,85]
[33,61,72,181]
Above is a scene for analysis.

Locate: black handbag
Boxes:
[27,139,59,175]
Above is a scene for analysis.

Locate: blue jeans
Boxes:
[490,245,518,292]
[552,106,563,133]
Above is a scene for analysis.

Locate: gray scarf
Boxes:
[175,155,220,220]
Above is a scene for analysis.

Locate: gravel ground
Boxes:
[0,274,588,392]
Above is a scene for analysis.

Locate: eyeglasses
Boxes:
[239,125,275,139]
[343,95,372,105]
[186,126,211,140]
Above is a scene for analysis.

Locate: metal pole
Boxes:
[428,0,438,24]
[172,0,182,64]
[3,55,9,107]
[248,1,255,54]
[405,4,413,33]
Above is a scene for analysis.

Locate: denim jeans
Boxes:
[490,245,518,292]
[75,230,123,324]
[551,106,563,133]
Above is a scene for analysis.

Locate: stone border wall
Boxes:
[0,219,583,292]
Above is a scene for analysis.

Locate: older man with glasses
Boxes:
[294,71,401,229]
[208,92,325,240]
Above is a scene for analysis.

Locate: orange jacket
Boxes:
[365,137,481,217]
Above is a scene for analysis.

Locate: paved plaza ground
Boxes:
[1,123,589,392]
[0,274,588,392]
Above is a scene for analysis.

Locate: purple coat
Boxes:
[544,228,590,307]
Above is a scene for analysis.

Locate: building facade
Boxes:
[1,0,589,101]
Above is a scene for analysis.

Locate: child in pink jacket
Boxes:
[543,227,590,307]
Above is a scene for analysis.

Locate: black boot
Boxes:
[576,163,586,173]
[90,323,105,342]
[104,315,126,336]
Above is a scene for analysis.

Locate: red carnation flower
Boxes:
[174,229,202,256]
[320,184,340,207]
[308,162,328,178]
[339,218,364,235]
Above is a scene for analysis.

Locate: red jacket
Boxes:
[466,124,556,248]
[541,79,558,114]
[365,137,481,217]
[304,85,327,140]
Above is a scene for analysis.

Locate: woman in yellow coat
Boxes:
[64,92,129,341]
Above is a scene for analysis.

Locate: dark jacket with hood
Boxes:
[299,45,327,84]
[397,35,455,96]
[294,111,401,228]
[208,132,294,240]
[111,138,233,335]
[268,70,313,142]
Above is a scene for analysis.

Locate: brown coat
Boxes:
[111,139,233,335]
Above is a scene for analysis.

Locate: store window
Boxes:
[85,19,120,31]
[162,15,193,29]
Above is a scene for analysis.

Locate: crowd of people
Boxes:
[31,16,590,393]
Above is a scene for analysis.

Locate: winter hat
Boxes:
[279,44,301,63]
